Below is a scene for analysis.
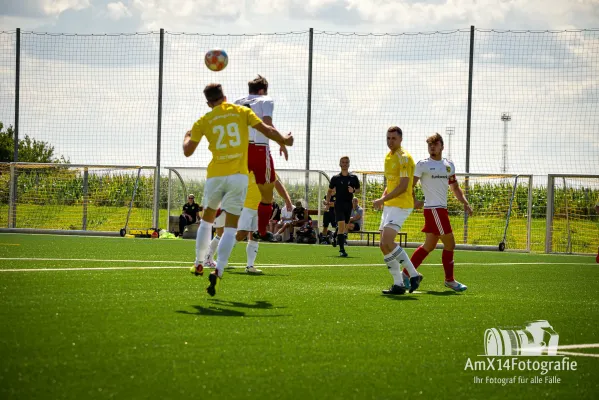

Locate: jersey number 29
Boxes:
[214,123,241,149]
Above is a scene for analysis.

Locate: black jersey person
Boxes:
[325,156,361,257]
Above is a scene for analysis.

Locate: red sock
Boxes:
[596,252,599,264]
[442,250,454,282]
[403,246,429,276]
[257,202,273,236]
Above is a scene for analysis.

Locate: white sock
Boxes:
[206,235,220,261]
[215,227,237,277]
[246,240,259,267]
[384,252,404,286]
[390,245,418,278]
[195,221,213,265]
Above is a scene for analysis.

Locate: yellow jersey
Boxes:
[244,172,261,210]
[190,102,262,178]
[384,147,415,208]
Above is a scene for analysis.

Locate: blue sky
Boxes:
[0,1,598,176]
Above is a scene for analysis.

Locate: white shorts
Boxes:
[214,211,226,228]
[379,206,413,232]
[238,207,258,232]
[202,174,248,216]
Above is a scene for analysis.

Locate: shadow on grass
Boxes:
[225,271,289,277]
[176,300,290,318]
[209,299,286,310]
[424,290,459,296]
[382,295,418,301]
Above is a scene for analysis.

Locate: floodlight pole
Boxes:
[501,112,511,173]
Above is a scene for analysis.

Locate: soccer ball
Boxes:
[204,49,228,72]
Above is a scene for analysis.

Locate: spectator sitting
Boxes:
[273,202,295,241]
[347,198,363,232]
[274,199,310,242]
[319,193,336,244]
[268,201,281,233]
[287,200,310,242]
[178,194,202,236]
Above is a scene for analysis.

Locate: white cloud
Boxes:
[106,2,132,21]
[132,0,243,31]
[343,0,599,31]
[42,0,91,16]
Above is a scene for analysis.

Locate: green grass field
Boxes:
[1,234,598,399]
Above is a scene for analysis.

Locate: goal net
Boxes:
[0,163,155,232]
[353,172,533,251]
[546,175,599,254]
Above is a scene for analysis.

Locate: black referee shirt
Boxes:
[329,173,360,204]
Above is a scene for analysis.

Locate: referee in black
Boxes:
[325,156,361,257]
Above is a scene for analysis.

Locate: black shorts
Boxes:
[323,210,337,228]
[334,202,352,224]
[349,223,360,232]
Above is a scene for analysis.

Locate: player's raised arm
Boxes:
[252,122,293,147]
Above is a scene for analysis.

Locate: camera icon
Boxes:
[484,320,559,356]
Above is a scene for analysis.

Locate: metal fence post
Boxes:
[166,168,172,230]
[317,172,322,223]
[463,25,475,244]
[82,167,89,230]
[8,164,16,228]
[152,28,164,229]
[545,175,555,253]
[304,28,314,202]
[361,173,367,239]
[526,176,533,252]
[13,28,20,163]
[10,29,21,228]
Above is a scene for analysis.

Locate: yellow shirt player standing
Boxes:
[235,172,292,274]
[183,83,293,296]
[373,126,421,295]
[203,172,293,275]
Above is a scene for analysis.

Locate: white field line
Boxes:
[556,343,599,358]
[0,264,381,272]
[0,257,595,267]
[556,351,599,358]
[557,343,599,350]
[0,257,278,265]
[0,262,596,272]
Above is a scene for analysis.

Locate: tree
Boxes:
[0,121,67,163]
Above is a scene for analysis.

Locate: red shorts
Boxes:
[248,143,276,184]
[422,208,453,236]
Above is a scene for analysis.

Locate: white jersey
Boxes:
[234,94,274,146]
[280,205,295,222]
[414,158,457,208]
